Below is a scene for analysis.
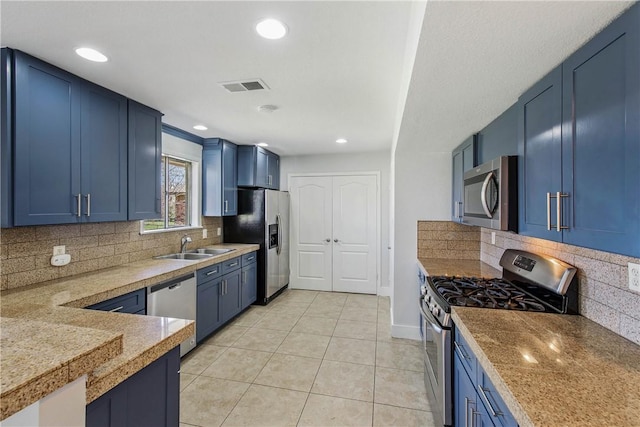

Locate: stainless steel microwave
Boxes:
[462,156,517,231]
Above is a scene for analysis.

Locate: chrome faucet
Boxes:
[180,235,192,254]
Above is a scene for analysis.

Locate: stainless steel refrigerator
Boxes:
[223,189,289,304]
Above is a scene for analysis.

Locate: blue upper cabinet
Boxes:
[13,50,82,225]
[237,145,280,189]
[517,3,639,257]
[451,135,477,222]
[517,66,563,242]
[127,100,162,220]
[477,102,518,165]
[82,82,128,222]
[560,4,639,257]
[202,138,237,216]
[1,48,14,228]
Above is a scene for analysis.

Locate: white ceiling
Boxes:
[1,1,635,157]
[0,1,413,156]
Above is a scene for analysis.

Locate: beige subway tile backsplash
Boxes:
[0,216,223,290]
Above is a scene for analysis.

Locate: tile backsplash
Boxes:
[417,220,640,346]
[1,217,222,291]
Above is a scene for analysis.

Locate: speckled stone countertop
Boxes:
[418,257,502,278]
[452,308,640,427]
[0,243,259,420]
[419,258,640,426]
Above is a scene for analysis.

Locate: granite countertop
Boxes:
[418,257,502,278]
[453,308,640,427]
[417,258,640,427]
[0,243,259,420]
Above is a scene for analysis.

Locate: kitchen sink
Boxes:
[153,253,214,260]
[188,248,236,255]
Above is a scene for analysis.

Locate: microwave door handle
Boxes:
[480,172,494,218]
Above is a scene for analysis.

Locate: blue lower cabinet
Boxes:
[86,289,146,315]
[241,262,257,309]
[454,327,517,427]
[86,346,180,427]
[220,269,242,322]
[196,276,222,343]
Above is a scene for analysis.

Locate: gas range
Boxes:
[417,249,579,427]
[420,249,579,329]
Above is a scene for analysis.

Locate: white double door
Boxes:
[290,174,377,294]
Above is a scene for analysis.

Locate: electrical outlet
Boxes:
[217,227,221,236]
[202,228,208,239]
[53,245,65,256]
[491,232,496,245]
[629,262,640,292]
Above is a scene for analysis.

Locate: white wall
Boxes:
[280,150,391,295]
[391,149,450,339]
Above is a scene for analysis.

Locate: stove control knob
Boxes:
[433,307,440,317]
[426,295,432,303]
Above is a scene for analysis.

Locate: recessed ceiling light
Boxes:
[256,19,288,40]
[258,104,279,113]
[75,47,108,63]
[257,142,269,147]
[193,125,208,131]
[336,138,348,144]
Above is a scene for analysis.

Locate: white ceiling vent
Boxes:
[220,79,269,93]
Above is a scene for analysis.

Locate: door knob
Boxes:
[324,238,331,243]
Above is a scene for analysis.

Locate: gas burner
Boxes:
[431,276,548,312]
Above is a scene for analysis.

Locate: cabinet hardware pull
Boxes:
[325,238,331,243]
[454,341,470,360]
[229,262,238,267]
[334,238,339,243]
[242,271,246,284]
[109,306,124,312]
[547,192,569,232]
[478,386,503,417]
[247,256,254,261]
[85,193,91,217]
[206,269,218,276]
[76,194,82,217]
[464,397,470,427]
[224,200,228,213]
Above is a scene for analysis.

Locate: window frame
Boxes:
[140,133,203,234]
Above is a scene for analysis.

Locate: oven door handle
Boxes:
[420,303,443,334]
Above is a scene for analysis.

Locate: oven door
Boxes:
[420,301,452,426]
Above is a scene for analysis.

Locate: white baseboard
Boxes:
[377,286,391,297]
[391,323,421,341]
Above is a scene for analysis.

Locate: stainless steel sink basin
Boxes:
[153,253,214,260]
[189,248,236,255]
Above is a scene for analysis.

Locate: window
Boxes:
[143,156,191,231]
[141,132,203,233]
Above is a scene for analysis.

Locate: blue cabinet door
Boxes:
[454,352,479,427]
[221,269,242,322]
[222,140,238,215]
[451,135,476,222]
[81,82,128,222]
[477,103,518,165]
[128,100,162,220]
[86,347,180,427]
[517,66,563,242]
[1,48,13,228]
[241,262,257,309]
[267,152,279,189]
[13,50,82,225]
[256,148,269,188]
[561,4,640,257]
[202,139,237,216]
[196,277,222,343]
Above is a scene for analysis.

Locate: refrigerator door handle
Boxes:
[276,214,282,255]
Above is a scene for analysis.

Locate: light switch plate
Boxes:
[629,262,640,292]
[53,245,65,256]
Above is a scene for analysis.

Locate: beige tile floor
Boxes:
[179,289,437,427]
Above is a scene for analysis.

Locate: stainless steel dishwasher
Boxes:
[147,273,197,357]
